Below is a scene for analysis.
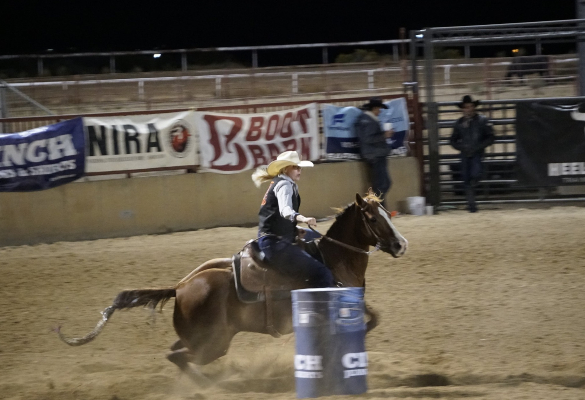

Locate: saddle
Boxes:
[232,239,321,304]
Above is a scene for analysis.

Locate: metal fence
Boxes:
[0,39,411,75]
[0,55,577,119]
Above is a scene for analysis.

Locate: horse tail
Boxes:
[56,287,176,347]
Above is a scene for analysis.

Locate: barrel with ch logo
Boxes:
[291,287,367,398]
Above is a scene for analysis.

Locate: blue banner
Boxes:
[323,98,410,160]
[322,106,363,160]
[379,97,410,156]
[0,118,86,191]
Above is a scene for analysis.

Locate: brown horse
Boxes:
[57,192,408,385]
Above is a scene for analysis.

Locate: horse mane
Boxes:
[331,190,382,217]
[362,191,383,203]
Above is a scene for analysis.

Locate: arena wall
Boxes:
[0,157,420,246]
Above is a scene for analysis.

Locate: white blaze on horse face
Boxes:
[377,207,408,257]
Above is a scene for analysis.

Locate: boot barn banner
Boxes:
[83,111,197,173]
[516,102,585,186]
[323,97,410,160]
[196,104,319,173]
[0,118,85,192]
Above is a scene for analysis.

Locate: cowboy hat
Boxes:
[266,151,314,176]
[361,97,388,111]
[457,95,480,108]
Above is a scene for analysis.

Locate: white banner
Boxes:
[83,111,197,173]
[196,103,319,173]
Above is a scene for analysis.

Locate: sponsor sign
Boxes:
[342,352,368,379]
[196,104,319,173]
[0,118,85,191]
[83,111,197,173]
[295,355,324,379]
[379,97,410,156]
[322,106,363,160]
[323,97,410,160]
[516,102,585,185]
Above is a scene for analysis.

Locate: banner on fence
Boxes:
[196,103,319,173]
[83,111,197,173]
[0,118,85,192]
[323,97,410,160]
[516,102,585,186]
[380,97,410,156]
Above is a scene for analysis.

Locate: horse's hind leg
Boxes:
[169,268,236,385]
[167,348,212,386]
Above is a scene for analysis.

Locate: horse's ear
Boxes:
[355,193,366,208]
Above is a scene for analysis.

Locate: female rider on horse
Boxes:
[251,151,336,288]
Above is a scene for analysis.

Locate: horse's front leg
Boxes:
[364,302,379,332]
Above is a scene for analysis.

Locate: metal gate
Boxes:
[425,96,585,207]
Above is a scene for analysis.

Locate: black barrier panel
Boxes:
[428,97,585,206]
[517,102,585,186]
[292,288,367,398]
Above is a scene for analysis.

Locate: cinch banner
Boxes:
[83,111,197,173]
[379,97,410,156]
[323,97,410,160]
[516,102,585,186]
[196,103,319,173]
[322,106,363,160]
[0,118,85,192]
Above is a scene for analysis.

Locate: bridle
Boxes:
[310,203,382,255]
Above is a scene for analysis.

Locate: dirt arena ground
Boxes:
[1,205,585,400]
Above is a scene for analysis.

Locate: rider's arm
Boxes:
[274,180,316,226]
[274,180,298,222]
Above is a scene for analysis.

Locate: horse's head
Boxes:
[354,193,408,258]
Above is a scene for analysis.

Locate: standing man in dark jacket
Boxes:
[355,98,393,207]
[450,95,495,213]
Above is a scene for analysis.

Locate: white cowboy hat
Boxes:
[266,151,313,176]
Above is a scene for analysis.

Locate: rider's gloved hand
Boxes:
[296,215,317,228]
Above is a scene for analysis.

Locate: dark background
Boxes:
[0,1,577,53]
[0,0,579,71]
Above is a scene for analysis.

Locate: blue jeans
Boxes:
[366,157,391,206]
[257,235,335,288]
[460,155,483,210]
[298,227,322,242]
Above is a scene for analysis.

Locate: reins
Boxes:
[310,205,381,255]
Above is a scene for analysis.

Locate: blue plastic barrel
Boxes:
[291,287,367,398]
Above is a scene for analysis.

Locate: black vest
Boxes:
[258,177,300,242]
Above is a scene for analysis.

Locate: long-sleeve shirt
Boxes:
[273,174,299,222]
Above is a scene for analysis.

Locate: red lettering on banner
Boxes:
[249,145,268,167]
[246,117,264,141]
[267,143,281,161]
[203,107,314,172]
[282,139,297,152]
[203,114,247,171]
[280,112,293,138]
[295,108,310,133]
[280,137,311,160]
[244,139,312,169]
[266,115,280,141]
[300,137,311,160]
